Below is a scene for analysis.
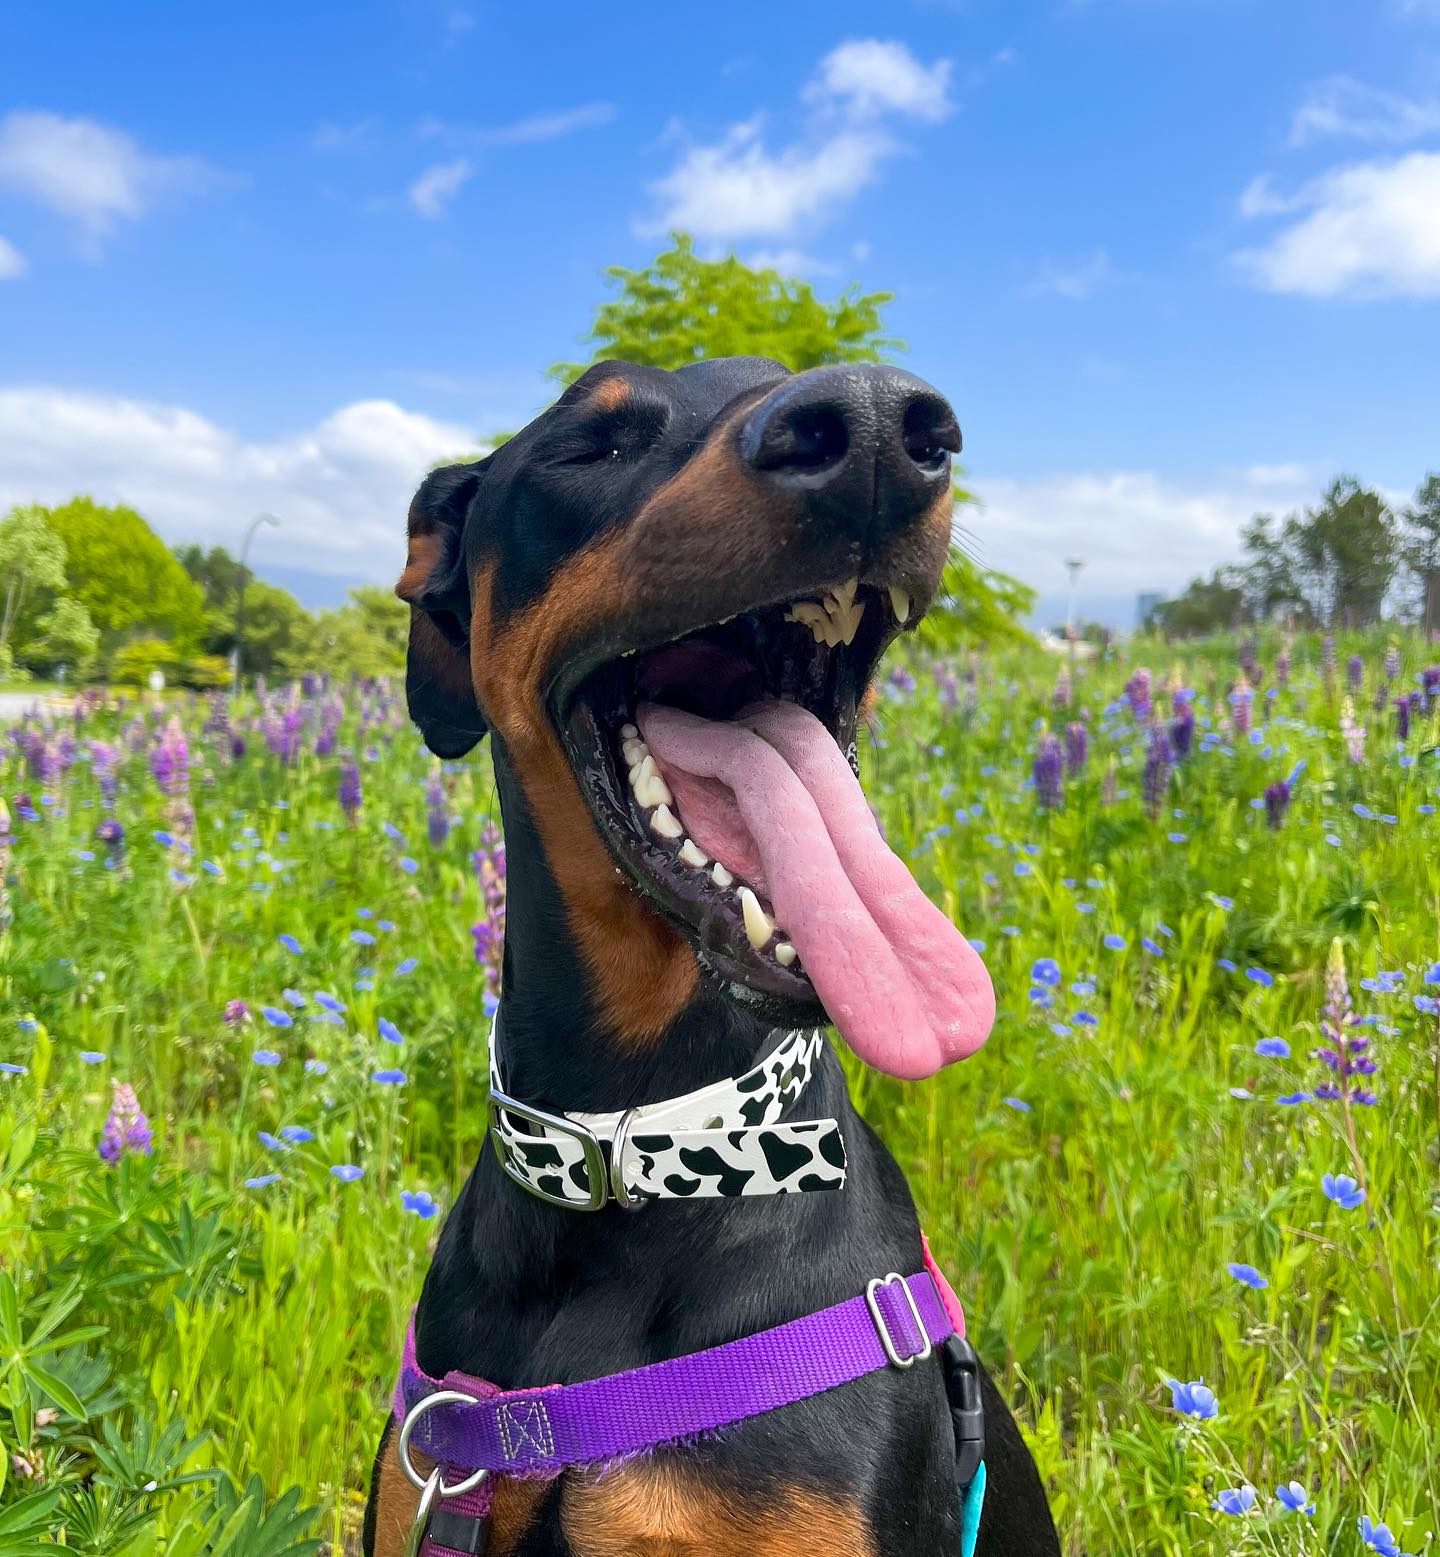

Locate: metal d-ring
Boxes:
[609,1108,649,1212]
[397,1388,490,1497]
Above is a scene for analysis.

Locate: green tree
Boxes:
[282,586,409,679]
[41,498,205,649]
[920,548,1036,649]
[174,543,313,674]
[0,505,67,662]
[552,234,900,382]
[1284,477,1397,628]
[1149,567,1248,638]
[27,597,100,676]
[1403,473,1440,636]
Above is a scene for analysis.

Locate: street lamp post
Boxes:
[234,513,280,696]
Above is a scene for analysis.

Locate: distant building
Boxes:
[1136,591,1163,628]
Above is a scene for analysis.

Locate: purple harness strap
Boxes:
[395,1270,954,1485]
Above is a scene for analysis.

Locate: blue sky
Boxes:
[2,0,1438,624]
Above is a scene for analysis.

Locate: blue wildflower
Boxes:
[1212,1487,1256,1517]
[0,1062,27,1076]
[1276,1091,1311,1105]
[314,993,346,1013]
[482,991,499,1017]
[79,1050,107,1064]
[1359,1516,1411,1556]
[278,934,303,954]
[1276,1482,1314,1516]
[282,988,307,1007]
[352,930,377,946]
[1255,1037,1290,1057]
[1103,934,1126,951]
[967,939,986,953]
[1031,958,1062,987]
[279,1125,314,1144]
[1142,937,1162,956]
[1003,1097,1032,1113]
[399,857,419,875]
[258,1131,284,1151]
[1217,958,1237,972]
[1227,1263,1268,1290]
[331,1163,364,1183]
[252,1049,282,1067]
[396,957,419,975]
[1166,1378,1217,1419]
[261,1005,294,1028]
[378,1017,404,1046]
[245,1173,282,1189]
[1212,895,1235,911]
[1322,1172,1366,1210]
[372,1068,407,1085]
[401,1189,440,1219]
[304,1058,329,1076]
[1246,968,1275,989]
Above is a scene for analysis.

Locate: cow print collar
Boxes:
[487,1017,847,1210]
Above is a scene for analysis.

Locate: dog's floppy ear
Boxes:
[396,460,488,758]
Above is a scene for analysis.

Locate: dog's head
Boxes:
[398,356,993,1078]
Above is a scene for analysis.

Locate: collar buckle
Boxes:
[488,1090,609,1212]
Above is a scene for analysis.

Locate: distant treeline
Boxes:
[1150,474,1440,639]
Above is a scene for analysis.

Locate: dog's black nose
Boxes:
[739,364,960,540]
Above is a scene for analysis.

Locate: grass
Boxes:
[1,635,1438,1556]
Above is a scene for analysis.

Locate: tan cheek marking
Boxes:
[395,530,447,603]
[588,375,632,413]
[470,556,699,1047]
[560,1462,875,1556]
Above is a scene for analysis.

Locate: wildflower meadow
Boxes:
[2,633,1439,1555]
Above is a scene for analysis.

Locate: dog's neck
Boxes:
[488,750,780,1112]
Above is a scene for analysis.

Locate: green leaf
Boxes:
[26,1359,88,1419]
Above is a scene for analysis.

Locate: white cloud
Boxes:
[643,120,895,241]
[972,466,1317,603]
[0,387,474,580]
[1234,151,1440,298]
[1289,75,1440,146]
[641,40,951,242]
[1027,248,1113,299]
[0,110,216,243]
[0,237,25,280]
[746,247,840,276]
[803,39,954,123]
[418,103,615,149]
[409,157,474,218]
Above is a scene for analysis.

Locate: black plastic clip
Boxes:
[941,1334,985,1490]
[424,1508,491,1555]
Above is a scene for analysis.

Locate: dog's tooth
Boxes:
[620,722,638,740]
[711,862,734,888]
[635,767,673,809]
[833,577,858,608]
[738,886,774,951]
[838,600,865,645]
[888,586,911,624]
[679,839,708,868]
[787,601,827,627]
[622,738,648,767]
[774,942,797,967]
[650,803,684,840]
[630,753,659,791]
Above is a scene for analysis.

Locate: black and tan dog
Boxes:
[365,357,1061,1555]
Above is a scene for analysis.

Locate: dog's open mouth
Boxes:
[555,579,994,1080]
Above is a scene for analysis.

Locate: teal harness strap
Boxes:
[959,1461,987,1557]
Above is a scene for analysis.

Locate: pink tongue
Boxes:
[636,700,994,1080]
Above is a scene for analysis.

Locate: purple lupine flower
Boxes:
[99,1081,153,1162]
[1052,667,1071,710]
[1230,680,1253,737]
[1384,644,1400,681]
[223,999,250,1028]
[1170,698,1195,760]
[1396,697,1411,742]
[1312,938,1377,1105]
[90,742,120,808]
[339,758,362,824]
[426,771,449,847]
[1264,780,1291,830]
[0,797,11,933]
[1143,724,1172,819]
[1347,653,1364,692]
[96,816,125,864]
[887,665,917,696]
[1424,666,1440,704]
[1033,734,1063,809]
[1063,722,1088,776]
[1126,667,1152,721]
[1340,697,1366,765]
[149,717,190,798]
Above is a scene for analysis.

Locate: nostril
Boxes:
[901,397,961,473]
[746,403,849,474]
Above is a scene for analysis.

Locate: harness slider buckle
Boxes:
[865,1273,933,1369]
[941,1334,986,1489]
